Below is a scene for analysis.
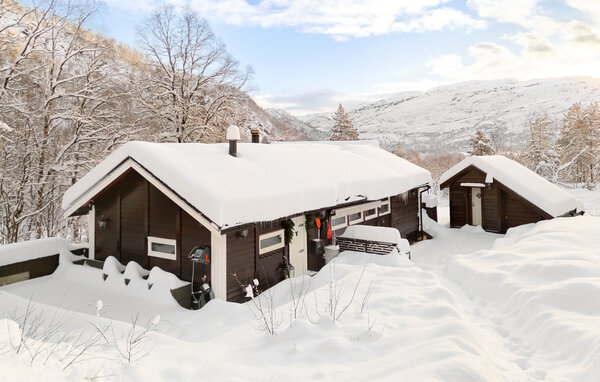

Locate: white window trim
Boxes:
[259,229,285,255]
[331,215,348,230]
[348,211,364,225]
[378,198,391,216]
[364,207,378,221]
[148,236,177,260]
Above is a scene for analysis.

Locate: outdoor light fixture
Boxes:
[237,229,249,239]
[97,215,109,230]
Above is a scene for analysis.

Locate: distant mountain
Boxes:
[297,77,600,152]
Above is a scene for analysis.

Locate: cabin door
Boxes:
[289,216,308,276]
[471,187,483,226]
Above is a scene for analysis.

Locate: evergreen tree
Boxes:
[330,104,359,141]
[468,129,495,156]
[523,115,559,179]
[557,102,600,188]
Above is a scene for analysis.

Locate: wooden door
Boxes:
[471,187,482,226]
[289,216,307,276]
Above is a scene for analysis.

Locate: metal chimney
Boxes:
[251,129,260,143]
[226,125,240,157]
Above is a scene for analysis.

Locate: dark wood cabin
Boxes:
[88,168,424,302]
[63,137,432,304]
[440,156,582,234]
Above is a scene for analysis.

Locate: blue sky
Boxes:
[90,0,600,115]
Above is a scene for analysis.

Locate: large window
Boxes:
[364,207,377,220]
[259,229,285,255]
[148,236,177,260]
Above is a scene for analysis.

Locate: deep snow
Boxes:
[2,209,600,381]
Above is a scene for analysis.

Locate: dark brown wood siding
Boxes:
[390,191,419,240]
[119,171,148,267]
[94,187,120,261]
[226,225,256,302]
[91,169,211,286]
[148,183,179,274]
[256,221,286,290]
[449,183,468,228]
[501,190,548,231]
[482,184,501,232]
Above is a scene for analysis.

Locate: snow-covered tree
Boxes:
[330,104,359,141]
[468,129,495,156]
[523,115,559,179]
[556,102,600,188]
[136,6,251,143]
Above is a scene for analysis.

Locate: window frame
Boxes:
[348,211,364,225]
[147,236,177,260]
[331,214,348,231]
[364,207,378,220]
[378,198,391,216]
[259,229,285,255]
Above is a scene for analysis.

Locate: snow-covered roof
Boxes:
[439,155,583,217]
[63,141,431,229]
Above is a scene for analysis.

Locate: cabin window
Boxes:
[378,199,390,216]
[259,229,285,255]
[348,211,363,225]
[364,208,377,220]
[331,215,348,230]
[147,236,177,260]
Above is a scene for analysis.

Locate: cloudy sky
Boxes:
[93,0,600,115]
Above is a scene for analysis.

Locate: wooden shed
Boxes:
[439,155,583,233]
[62,136,432,303]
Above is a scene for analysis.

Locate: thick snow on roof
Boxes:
[439,155,583,217]
[63,141,431,228]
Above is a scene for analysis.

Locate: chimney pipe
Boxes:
[251,129,260,143]
[226,125,240,157]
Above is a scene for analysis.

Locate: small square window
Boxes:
[364,208,377,220]
[348,211,363,225]
[259,230,285,254]
[378,199,391,216]
[331,215,348,230]
[148,236,177,260]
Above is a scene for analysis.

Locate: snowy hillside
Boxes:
[299,77,600,152]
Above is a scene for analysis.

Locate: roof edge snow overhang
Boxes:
[62,157,222,234]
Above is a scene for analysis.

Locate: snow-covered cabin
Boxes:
[62,137,432,302]
[439,155,583,233]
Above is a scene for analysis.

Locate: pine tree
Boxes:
[557,102,600,188]
[523,115,559,179]
[330,104,359,141]
[468,129,495,156]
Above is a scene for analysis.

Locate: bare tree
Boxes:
[136,6,252,143]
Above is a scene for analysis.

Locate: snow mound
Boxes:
[338,225,402,245]
[0,238,79,267]
[147,266,188,290]
[123,261,150,280]
[446,216,600,380]
[102,256,126,277]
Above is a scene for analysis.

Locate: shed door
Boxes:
[289,216,307,276]
[471,187,483,226]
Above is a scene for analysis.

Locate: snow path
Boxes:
[412,227,545,381]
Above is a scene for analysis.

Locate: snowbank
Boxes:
[440,155,584,217]
[0,237,84,267]
[62,141,432,228]
[445,216,600,380]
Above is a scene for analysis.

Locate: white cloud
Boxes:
[187,0,485,40]
[426,1,600,85]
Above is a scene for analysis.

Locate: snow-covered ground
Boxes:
[1,187,599,381]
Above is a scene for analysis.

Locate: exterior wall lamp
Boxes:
[97,215,110,230]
